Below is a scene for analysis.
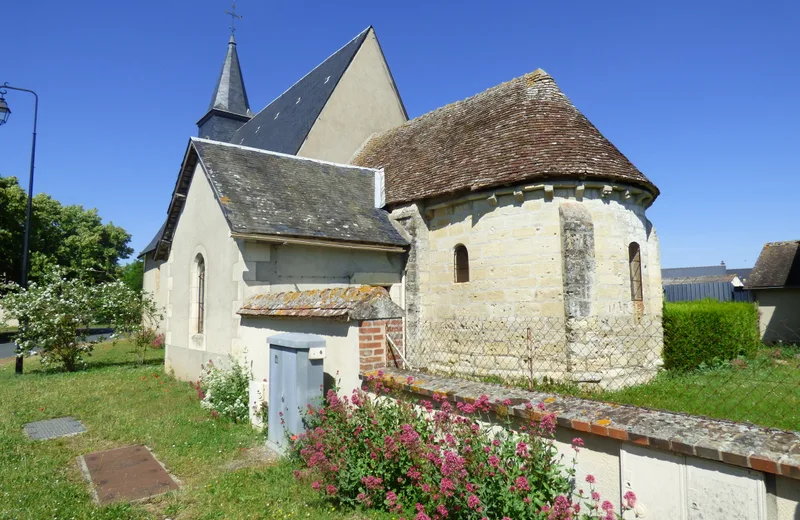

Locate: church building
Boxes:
[141,26,662,411]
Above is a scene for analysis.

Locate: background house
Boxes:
[746,240,800,343]
[662,262,752,302]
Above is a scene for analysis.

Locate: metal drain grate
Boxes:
[24,416,86,440]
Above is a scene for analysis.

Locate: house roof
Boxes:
[139,222,166,257]
[662,265,727,279]
[207,35,252,117]
[148,138,408,259]
[662,274,740,286]
[191,138,407,247]
[353,69,658,207]
[238,286,404,321]
[746,241,800,289]
[229,27,371,154]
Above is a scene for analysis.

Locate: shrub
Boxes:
[197,358,250,422]
[0,272,97,371]
[291,373,634,519]
[663,300,760,371]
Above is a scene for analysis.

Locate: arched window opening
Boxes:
[454,245,469,283]
[628,242,643,302]
[196,255,206,333]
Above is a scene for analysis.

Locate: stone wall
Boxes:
[392,181,663,388]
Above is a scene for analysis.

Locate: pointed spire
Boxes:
[208,35,252,116]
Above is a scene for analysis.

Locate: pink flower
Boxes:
[436,504,448,517]
[624,490,637,508]
[516,441,529,457]
[311,481,321,491]
[571,437,584,450]
[601,500,614,512]
[585,474,596,484]
[467,494,480,509]
[591,491,601,501]
[515,475,531,492]
[386,490,398,506]
[325,484,337,496]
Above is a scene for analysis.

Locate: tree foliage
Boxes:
[0,176,133,286]
[119,259,144,292]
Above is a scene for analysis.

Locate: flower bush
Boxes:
[1,272,97,371]
[196,358,250,422]
[291,373,634,520]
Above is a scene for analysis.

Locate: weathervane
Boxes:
[225,1,242,36]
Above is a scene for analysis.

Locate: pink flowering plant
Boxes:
[290,373,635,519]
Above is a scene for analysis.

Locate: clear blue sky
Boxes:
[2,1,798,268]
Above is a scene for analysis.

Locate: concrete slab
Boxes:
[79,445,179,505]
[24,417,86,440]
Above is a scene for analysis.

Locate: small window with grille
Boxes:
[454,245,469,283]
[629,242,643,302]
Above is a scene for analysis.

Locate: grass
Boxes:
[461,347,800,432]
[0,341,393,520]
[598,347,800,431]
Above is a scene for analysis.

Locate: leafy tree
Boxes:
[0,176,133,286]
[119,259,144,292]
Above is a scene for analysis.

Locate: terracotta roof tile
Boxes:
[353,69,658,206]
[746,241,800,289]
[238,286,403,321]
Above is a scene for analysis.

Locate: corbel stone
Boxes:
[575,185,585,201]
[544,185,554,201]
[487,193,499,207]
[623,190,632,200]
[513,190,524,203]
[601,185,613,198]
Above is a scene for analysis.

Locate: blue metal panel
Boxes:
[663,282,754,303]
[267,333,326,453]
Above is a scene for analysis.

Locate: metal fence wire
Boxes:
[404,316,800,432]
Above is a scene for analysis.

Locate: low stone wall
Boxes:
[361,368,800,519]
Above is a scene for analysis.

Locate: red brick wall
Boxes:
[359,318,404,372]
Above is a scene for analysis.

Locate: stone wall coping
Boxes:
[362,368,800,481]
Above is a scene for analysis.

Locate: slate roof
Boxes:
[139,222,166,257]
[229,27,371,153]
[746,241,800,289]
[208,36,252,117]
[353,69,658,207]
[238,286,404,320]
[662,274,740,286]
[662,265,727,279]
[191,138,407,247]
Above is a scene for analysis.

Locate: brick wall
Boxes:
[359,319,404,372]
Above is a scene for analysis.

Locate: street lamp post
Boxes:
[0,82,39,375]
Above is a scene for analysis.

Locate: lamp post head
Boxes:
[0,94,10,126]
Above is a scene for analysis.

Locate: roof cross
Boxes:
[225,1,243,36]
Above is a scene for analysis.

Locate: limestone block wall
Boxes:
[392,181,663,388]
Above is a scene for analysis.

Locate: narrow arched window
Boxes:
[196,255,206,333]
[628,242,643,302]
[454,245,469,283]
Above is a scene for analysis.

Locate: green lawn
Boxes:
[599,349,800,431]
[0,342,391,520]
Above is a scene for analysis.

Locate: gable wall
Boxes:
[298,30,407,163]
[163,163,244,380]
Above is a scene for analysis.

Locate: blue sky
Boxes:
[1,1,798,268]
